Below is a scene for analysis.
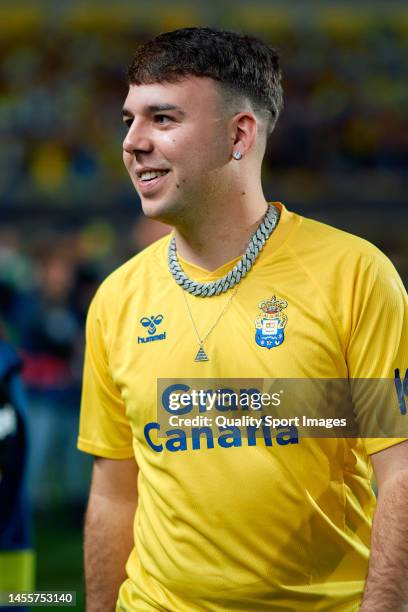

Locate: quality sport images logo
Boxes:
[138,314,166,344]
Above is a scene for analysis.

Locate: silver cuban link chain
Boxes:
[168,204,280,297]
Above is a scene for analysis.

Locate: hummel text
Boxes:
[138,332,167,344]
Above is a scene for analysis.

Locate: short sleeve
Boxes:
[77,289,134,459]
[346,254,408,455]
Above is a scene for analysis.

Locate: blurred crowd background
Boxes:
[0,0,407,603]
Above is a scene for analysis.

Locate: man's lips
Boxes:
[136,170,170,195]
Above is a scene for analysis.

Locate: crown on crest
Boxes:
[259,295,288,314]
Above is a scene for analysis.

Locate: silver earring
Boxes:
[232,151,242,160]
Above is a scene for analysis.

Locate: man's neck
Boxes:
[173,194,269,272]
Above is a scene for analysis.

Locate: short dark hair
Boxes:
[127,27,283,135]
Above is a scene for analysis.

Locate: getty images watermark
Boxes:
[152,378,408,440]
[162,383,347,431]
[139,378,408,453]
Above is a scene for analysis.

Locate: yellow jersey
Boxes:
[78,203,408,611]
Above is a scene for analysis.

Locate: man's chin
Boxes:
[139,197,181,226]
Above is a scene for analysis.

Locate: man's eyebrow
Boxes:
[121,104,185,118]
[146,104,185,115]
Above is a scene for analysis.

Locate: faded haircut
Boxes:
[127,27,283,137]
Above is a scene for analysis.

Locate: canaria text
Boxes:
[144,422,299,453]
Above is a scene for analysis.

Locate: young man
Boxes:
[78,28,408,611]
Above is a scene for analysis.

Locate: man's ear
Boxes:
[230,112,258,159]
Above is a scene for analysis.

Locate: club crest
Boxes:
[255,295,288,349]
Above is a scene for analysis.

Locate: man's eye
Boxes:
[123,119,133,130]
[154,114,171,125]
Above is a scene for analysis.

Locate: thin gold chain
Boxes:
[182,285,238,348]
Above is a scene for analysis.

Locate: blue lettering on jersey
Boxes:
[395,368,408,415]
[144,422,299,453]
[138,314,166,344]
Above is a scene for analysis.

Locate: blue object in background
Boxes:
[0,340,35,609]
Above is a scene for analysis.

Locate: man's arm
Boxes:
[84,456,138,612]
[361,440,408,611]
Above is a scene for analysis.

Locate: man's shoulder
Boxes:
[287,213,404,303]
[97,234,170,300]
[296,213,389,268]
[88,234,170,320]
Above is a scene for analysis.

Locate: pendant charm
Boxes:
[194,346,209,362]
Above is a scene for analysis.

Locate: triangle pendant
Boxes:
[194,346,209,362]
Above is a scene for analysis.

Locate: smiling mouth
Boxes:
[138,170,169,182]
[136,169,170,194]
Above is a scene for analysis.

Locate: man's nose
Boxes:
[123,123,153,155]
